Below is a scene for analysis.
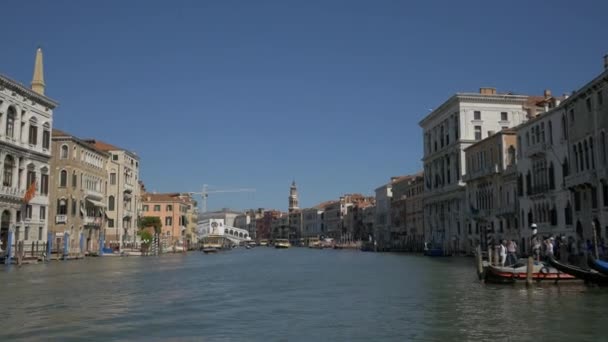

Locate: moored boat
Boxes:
[423,242,445,257]
[275,239,291,249]
[484,260,578,284]
[588,256,608,276]
[548,256,608,285]
[259,240,269,247]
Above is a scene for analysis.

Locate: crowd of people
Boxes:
[492,223,607,267]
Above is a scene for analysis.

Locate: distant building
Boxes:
[0,48,57,255]
[141,193,191,245]
[464,130,519,253]
[390,173,424,251]
[374,184,392,250]
[302,201,334,240]
[198,208,242,227]
[256,210,281,241]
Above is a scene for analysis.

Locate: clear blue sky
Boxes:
[2,0,607,211]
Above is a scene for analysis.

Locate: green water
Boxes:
[1,248,607,341]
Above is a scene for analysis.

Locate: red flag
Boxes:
[23,181,37,204]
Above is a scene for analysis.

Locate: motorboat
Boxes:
[274,239,291,249]
[484,260,578,284]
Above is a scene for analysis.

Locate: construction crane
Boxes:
[189,184,256,213]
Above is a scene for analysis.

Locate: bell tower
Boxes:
[288,181,299,213]
[31,47,45,95]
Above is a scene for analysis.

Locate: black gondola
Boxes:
[548,256,608,285]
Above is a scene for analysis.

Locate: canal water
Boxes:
[2,248,608,341]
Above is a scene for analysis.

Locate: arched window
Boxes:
[527,210,533,227]
[59,170,67,187]
[548,162,555,190]
[28,117,38,145]
[548,121,553,144]
[602,131,607,166]
[6,106,16,138]
[526,171,532,196]
[584,140,590,170]
[565,201,573,225]
[108,196,115,211]
[508,146,516,166]
[517,173,523,196]
[60,145,69,159]
[561,114,567,139]
[72,172,77,188]
[3,155,14,187]
[590,137,595,169]
[578,143,583,171]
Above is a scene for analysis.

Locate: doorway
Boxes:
[1,210,10,253]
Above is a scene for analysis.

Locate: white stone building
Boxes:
[0,48,56,257]
[516,101,572,252]
[420,88,530,254]
[563,56,608,243]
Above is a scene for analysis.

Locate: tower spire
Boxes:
[31,47,45,95]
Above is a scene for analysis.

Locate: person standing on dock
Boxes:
[498,240,507,266]
[530,224,541,261]
[506,240,517,266]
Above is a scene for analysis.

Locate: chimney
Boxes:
[604,54,608,70]
[480,87,497,95]
[544,89,552,98]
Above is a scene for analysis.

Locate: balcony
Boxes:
[85,189,104,200]
[463,164,499,182]
[528,185,550,198]
[84,216,102,227]
[55,215,68,224]
[526,142,547,158]
[0,185,25,201]
[495,203,517,216]
[565,170,598,189]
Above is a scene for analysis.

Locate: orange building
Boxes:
[141,193,192,244]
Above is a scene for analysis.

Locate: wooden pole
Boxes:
[487,246,493,266]
[526,256,534,286]
[476,245,484,280]
[592,221,599,260]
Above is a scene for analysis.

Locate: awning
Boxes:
[86,198,106,208]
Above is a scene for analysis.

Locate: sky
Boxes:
[2,0,607,211]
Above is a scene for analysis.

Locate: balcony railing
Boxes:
[463,164,499,182]
[0,185,25,199]
[565,170,598,189]
[85,189,104,200]
[84,216,102,227]
[526,142,547,158]
[55,215,68,224]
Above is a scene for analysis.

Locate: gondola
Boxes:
[588,255,608,276]
[548,256,608,285]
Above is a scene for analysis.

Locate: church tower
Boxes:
[288,181,299,213]
[31,47,45,95]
